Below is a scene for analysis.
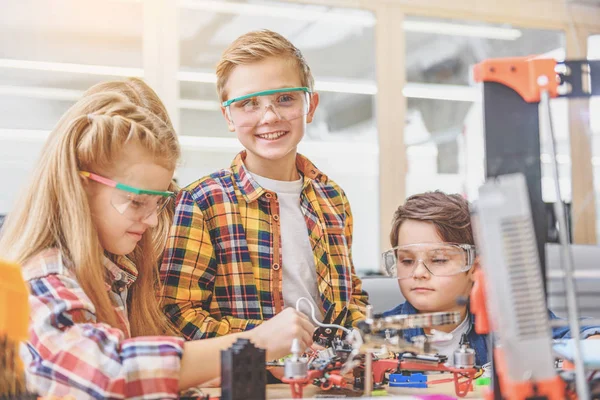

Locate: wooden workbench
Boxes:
[201,379,486,399]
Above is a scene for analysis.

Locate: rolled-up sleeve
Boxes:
[160,190,262,339]
[24,273,185,400]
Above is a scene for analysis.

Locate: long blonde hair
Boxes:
[0,78,180,337]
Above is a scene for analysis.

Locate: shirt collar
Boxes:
[102,252,138,293]
[231,150,328,203]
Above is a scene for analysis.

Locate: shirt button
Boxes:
[272,263,281,271]
[273,215,280,221]
[265,193,272,199]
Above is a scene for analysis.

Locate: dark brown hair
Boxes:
[390,191,473,247]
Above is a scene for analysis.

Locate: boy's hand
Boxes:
[249,308,314,360]
[310,343,326,351]
[269,366,285,381]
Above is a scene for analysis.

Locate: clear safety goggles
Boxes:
[382,243,476,279]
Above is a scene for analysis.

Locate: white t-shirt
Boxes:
[250,172,324,323]
[427,313,470,364]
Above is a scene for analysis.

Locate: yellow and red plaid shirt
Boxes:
[160,151,368,339]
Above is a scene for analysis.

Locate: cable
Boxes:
[295,297,351,335]
[542,89,591,400]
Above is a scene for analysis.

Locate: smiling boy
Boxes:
[160,30,368,348]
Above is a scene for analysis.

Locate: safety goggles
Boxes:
[382,243,476,279]
[222,87,311,128]
[80,171,174,221]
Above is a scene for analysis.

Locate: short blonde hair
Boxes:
[216,29,314,102]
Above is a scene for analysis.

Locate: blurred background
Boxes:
[1,0,600,315]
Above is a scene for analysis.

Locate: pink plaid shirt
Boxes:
[20,248,191,399]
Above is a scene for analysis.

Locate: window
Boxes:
[0,0,144,213]
[0,0,380,273]
[176,1,379,272]
[403,16,565,201]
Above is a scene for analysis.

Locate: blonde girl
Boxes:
[0,78,311,399]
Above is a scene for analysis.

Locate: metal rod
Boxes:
[540,89,590,400]
[364,305,374,397]
[364,352,373,397]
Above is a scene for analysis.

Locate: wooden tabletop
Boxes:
[201,378,487,399]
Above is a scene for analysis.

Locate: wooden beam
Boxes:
[375,3,406,254]
[394,1,600,29]
[143,0,180,131]
[566,26,597,244]
[277,0,377,11]
[282,0,600,31]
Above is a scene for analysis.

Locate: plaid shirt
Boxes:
[21,248,187,399]
[160,151,368,340]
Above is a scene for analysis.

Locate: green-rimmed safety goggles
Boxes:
[222,87,311,128]
[80,171,174,221]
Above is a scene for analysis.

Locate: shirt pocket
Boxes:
[323,218,351,280]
